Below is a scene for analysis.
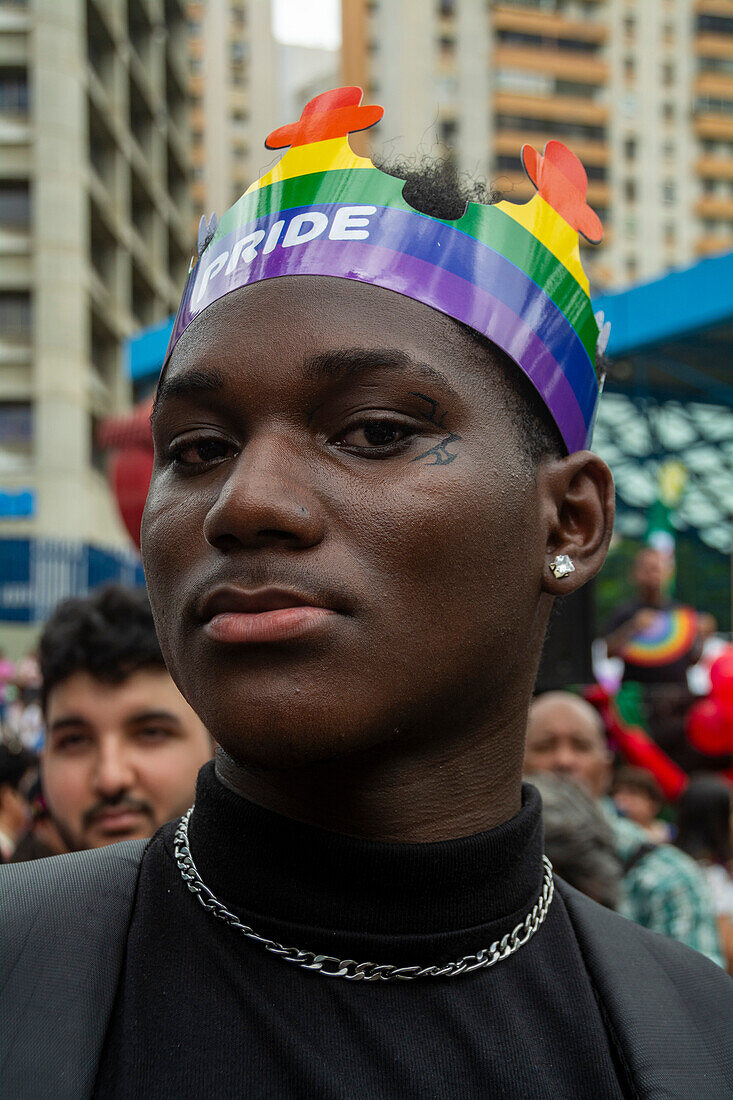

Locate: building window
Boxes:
[0,181,30,227]
[623,15,635,35]
[623,178,637,202]
[663,140,675,159]
[662,62,675,85]
[662,181,676,203]
[624,56,635,79]
[439,118,457,146]
[495,69,552,96]
[625,257,638,280]
[662,102,675,122]
[697,95,733,115]
[624,137,637,160]
[0,68,29,114]
[0,292,31,340]
[699,55,733,76]
[0,402,33,470]
[697,14,733,35]
[664,221,676,245]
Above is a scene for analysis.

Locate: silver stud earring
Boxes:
[549,554,575,579]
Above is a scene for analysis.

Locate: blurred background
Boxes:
[1,0,733,666]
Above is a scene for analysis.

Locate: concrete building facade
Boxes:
[341,0,733,290]
[0,0,191,555]
[185,0,337,224]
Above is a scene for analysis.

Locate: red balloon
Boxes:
[686,698,733,755]
[710,647,733,708]
[110,447,154,551]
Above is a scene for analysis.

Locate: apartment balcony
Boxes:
[696,0,733,17]
[494,129,608,166]
[695,234,733,256]
[696,156,733,181]
[696,72,733,97]
[492,170,609,208]
[696,195,733,220]
[695,112,733,139]
[494,91,608,125]
[696,33,733,59]
[492,6,607,43]
[493,45,607,84]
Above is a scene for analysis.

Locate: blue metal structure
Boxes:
[0,538,145,623]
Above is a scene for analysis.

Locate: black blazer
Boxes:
[1,842,732,1099]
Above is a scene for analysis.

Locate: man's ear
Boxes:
[537,450,615,596]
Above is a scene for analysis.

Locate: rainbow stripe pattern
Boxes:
[622,607,699,668]
[166,88,604,454]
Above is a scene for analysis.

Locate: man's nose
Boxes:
[203,432,325,553]
[551,746,580,774]
[92,738,136,799]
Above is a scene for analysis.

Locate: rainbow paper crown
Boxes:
[167,87,605,453]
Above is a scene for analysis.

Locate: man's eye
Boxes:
[137,726,170,742]
[169,437,234,468]
[335,419,411,451]
[55,733,90,752]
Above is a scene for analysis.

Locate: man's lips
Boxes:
[89,808,148,834]
[198,586,338,645]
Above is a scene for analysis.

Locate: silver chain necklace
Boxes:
[174,807,555,981]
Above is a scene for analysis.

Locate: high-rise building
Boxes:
[0,0,191,554]
[185,0,337,223]
[187,0,277,217]
[341,0,733,290]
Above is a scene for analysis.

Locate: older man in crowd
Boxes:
[39,585,214,852]
[525,690,723,964]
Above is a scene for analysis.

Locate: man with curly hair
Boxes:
[39,585,213,852]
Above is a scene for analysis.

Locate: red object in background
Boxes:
[584,684,688,801]
[109,448,154,550]
[686,697,733,756]
[98,399,154,551]
[709,647,733,711]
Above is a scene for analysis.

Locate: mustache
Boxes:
[82,796,154,830]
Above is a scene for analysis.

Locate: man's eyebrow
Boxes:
[49,715,89,733]
[302,348,452,388]
[126,709,181,726]
[151,367,226,421]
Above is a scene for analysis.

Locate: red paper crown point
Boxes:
[265,86,384,150]
[521,140,603,244]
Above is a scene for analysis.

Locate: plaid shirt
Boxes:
[602,802,724,968]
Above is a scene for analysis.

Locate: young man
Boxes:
[2,89,731,1099]
[525,691,723,964]
[39,585,214,850]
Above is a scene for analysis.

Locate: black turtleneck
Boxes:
[93,762,623,1099]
